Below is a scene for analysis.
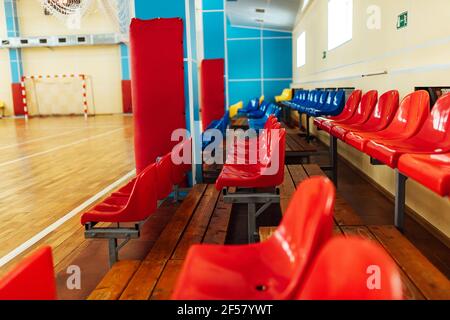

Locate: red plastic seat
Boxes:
[216,128,286,190]
[172,176,335,300]
[330,90,379,140]
[314,90,362,132]
[345,90,430,152]
[398,153,450,197]
[112,178,136,198]
[81,163,157,224]
[334,90,399,142]
[156,153,174,200]
[171,138,192,186]
[364,93,450,168]
[323,90,378,139]
[227,120,281,164]
[297,237,403,300]
[0,247,57,300]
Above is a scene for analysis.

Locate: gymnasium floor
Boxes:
[0,115,135,276]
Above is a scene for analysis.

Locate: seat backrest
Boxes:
[310,91,321,107]
[383,90,430,138]
[156,153,174,200]
[363,90,399,130]
[349,90,378,124]
[300,90,308,103]
[0,247,57,300]
[415,92,450,146]
[331,90,346,112]
[171,138,192,185]
[264,116,278,130]
[267,176,335,299]
[337,90,362,120]
[126,163,158,221]
[318,91,329,109]
[298,237,403,300]
[323,90,337,110]
[247,98,259,111]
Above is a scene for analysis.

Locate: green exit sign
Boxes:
[397,11,408,29]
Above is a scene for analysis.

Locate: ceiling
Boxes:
[226,0,304,32]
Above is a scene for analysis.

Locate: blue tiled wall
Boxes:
[202,1,293,105]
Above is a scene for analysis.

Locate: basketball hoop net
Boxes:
[38,0,132,33]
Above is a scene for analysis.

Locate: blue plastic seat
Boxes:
[238,98,259,115]
[245,101,270,119]
[249,103,281,130]
[202,113,230,150]
[301,91,325,113]
[281,90,308,110]
[308,90,345,117]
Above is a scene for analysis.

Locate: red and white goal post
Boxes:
[20,74,90,120]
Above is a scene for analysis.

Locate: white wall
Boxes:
[292,0,450,238]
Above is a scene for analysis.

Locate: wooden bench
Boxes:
[260,164,450,300]
[88,164,449,300]
[88,184,235,300]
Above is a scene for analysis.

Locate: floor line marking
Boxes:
[0,128,124,169]
[0,170,136,268]
[0,128,86,151]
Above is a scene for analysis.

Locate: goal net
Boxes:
[21,75,92,117]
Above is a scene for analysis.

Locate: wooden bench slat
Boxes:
[203,187,235,245]
[287,164,309,186]
[285,134,303,152]
[341,226,426,300]
[302,164,364,226]
[119,184,207,300]
[333,195,364,226]
[259,227,277,242]
[303,164,326,177]
[150,260,184,300]
[279,166,296,215]
[369,226,450,300]
[87,260,141,300]
[172,185,220,260]
[289,132,316,152]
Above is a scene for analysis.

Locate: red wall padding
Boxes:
[121,80,132,113]
[130,18,186,173]
[200,59,225,130]
[12,83,25,116]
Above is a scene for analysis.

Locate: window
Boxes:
[296,32,306,68]
[328,0,353,50]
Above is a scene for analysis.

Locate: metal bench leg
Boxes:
[306,115,311,142]
[330,135,338,187]
[248,203,257,244]
[395,170,408,232]
[108,238,119,268]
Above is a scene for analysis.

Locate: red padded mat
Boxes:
[130,18,186,173]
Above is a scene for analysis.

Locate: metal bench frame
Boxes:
[222,187,280,243]
[84,185,190,267]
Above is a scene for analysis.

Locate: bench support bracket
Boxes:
[223,189,280,244]
[85,223,141,268]
[330,135,338,187]
[395,170,408,232]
